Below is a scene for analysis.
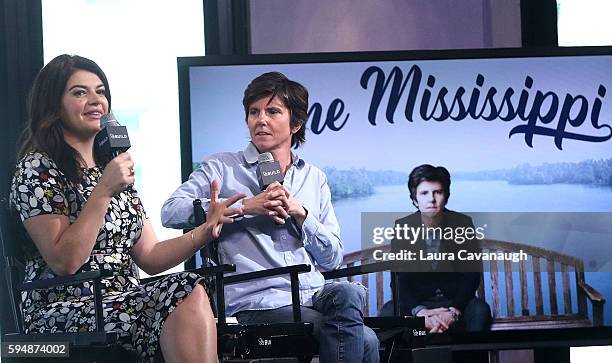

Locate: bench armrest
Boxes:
[19,269,113,291]
[578,280,606,303]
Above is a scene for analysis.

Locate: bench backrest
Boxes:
[476,239,587,322]
[339,240,588,321]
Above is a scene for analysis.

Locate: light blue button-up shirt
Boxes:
[161,143,343,316]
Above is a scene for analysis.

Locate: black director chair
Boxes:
[1,198,128,363]
[191,200,427,363]
[191,199,316,363]
[0,198,234,363]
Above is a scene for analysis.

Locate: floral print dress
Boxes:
[10,152,209,362]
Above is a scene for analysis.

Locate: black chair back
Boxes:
[1,198,27,334]
[194,198,220,268]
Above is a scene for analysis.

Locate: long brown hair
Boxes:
[17,54,112,183]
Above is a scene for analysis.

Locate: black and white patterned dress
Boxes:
[10,151,209,362]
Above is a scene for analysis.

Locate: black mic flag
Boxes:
[94,112,131,164]
[256,152,284,190]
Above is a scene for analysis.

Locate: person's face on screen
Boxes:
[413,180,448,217]
[247,95,299,154]
[60,70,108,139]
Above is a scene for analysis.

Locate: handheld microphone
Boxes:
[94,112,131,162]
[256,152,284,190]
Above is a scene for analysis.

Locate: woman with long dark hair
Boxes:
[10,54,244,362]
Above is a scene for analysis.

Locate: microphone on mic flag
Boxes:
[256,152,284,190]
[94,112,131,163]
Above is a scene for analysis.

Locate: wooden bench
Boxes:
[339,239,606,329]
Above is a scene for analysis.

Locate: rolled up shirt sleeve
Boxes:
[161,157,245,229]
[298,174,343,271]
[162,164,211,229]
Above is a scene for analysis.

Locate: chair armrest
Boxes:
[194,264,236,275]
[224,264,311,285]
[578,280,606,303]
[138,263,238,324]
[223,264,311,322]
[322,261,395,280]
[322,261,403,315]
[140,264,236,285]
[18,269,113,291]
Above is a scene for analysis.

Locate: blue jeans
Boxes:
[235,282,380,363]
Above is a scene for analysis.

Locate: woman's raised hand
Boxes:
[196,180,246,245]
[98,152,135,196]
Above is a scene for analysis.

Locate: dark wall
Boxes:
[204,0,250,55]
[521,0,558,47]
[0,0,43,206]
[0,0,43,334]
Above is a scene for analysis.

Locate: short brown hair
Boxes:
[242,72,308,148]
[408,164,451,203]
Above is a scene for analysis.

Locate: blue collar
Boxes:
[243,142,304,168]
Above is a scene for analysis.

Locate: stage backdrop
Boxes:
[181,48,612,322]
